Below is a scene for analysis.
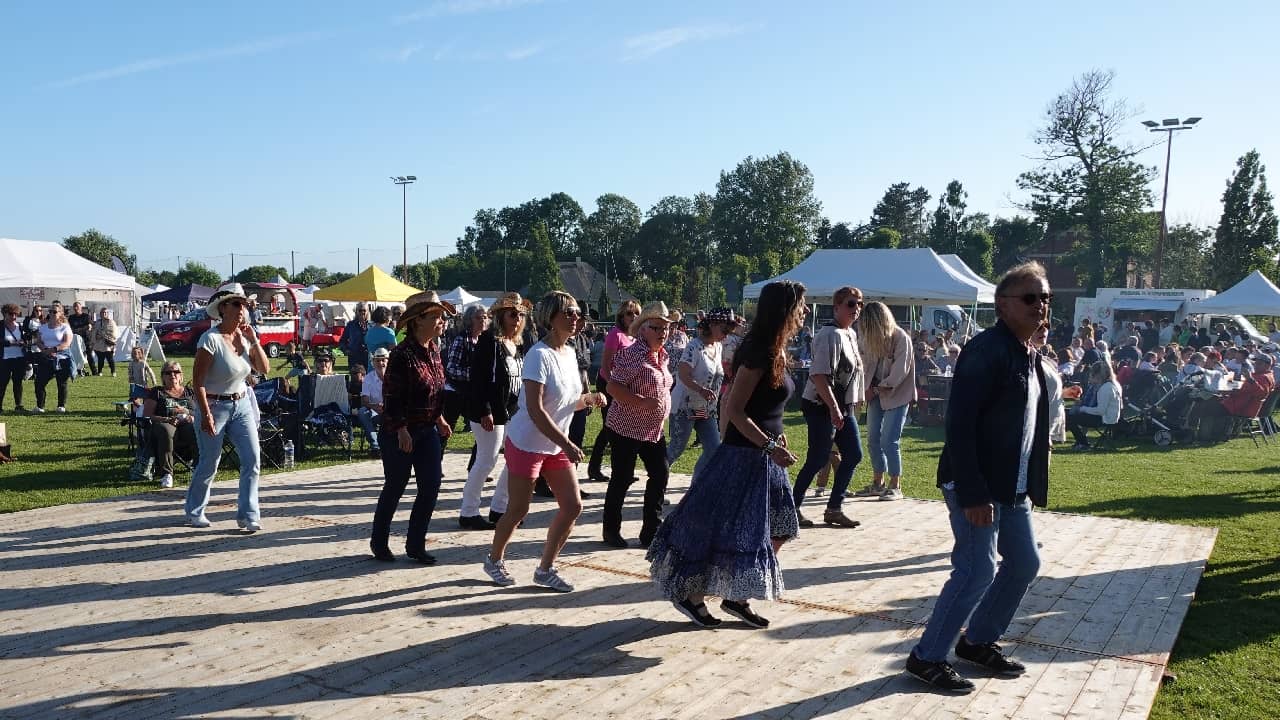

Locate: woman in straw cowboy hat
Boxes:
[601,300,675,549]
[647,280,805,629]
[369,291,457,564]
[184,282,271,531]
[460,291,532,531]
[483,291,608,592]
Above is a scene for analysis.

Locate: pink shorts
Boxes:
[503,437,573,478]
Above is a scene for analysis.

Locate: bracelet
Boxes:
[761,435,780,455]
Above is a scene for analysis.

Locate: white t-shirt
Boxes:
[197,329,252,395]
[361,370,384,406]
[1017,349,1041,495]
[504,340,582,455]
[670,336,723,416]
[3,322,25,360]
[39,323,72,359]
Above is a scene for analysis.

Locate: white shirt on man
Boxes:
[361,370,384,408]
[504,340,582,455]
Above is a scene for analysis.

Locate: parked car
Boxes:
[156,308,212,353]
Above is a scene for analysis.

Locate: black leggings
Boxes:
[35,355,70,409]
[1,356,25,409]
[587,377,615,475]
[91,350,116,375]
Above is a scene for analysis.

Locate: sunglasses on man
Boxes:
[1001,292,1054,306]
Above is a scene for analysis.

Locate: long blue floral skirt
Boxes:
[646,443,798,602]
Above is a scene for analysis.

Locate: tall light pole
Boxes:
[1141,117,1201,287]
[390,175,417,284]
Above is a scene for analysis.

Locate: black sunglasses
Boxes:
[562,308,582,317]
[845,299,864,309]
[1001,292,1054,306]
[162,370,182,375]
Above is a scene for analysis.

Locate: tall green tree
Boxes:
[1161,223,1214,288]
[174,261,223,288]
[989,217,1045,275]
[711,152,822,276]
[526,222,562,299]
[579,193,641,278]
[1210,150,1279,287]
[539,192,586,258]
[62,228,136,275]
[234,266,288,284]
[928,180,967,252]
[394,262,439,290]
[864,227,902,249]
[293,265,331,286]
[869,183,931,247]
[955,229,995,279]
[454,208,504,260]
[1017,69,1157,291]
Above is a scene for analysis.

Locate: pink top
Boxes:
[599,327,635,381]
[606,341,672,443]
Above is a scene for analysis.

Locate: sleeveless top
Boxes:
[723,353,793,448]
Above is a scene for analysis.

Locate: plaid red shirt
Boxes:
[606,341,672,442]
[381,338,445,432]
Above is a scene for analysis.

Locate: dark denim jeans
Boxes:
[372,424,443,554]
[603,432,669,543]
[792,400,863,510]
[912,487,1041,663]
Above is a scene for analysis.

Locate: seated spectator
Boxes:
[1113,336,1142,366]
[1067,337,1085,364]
[1094,340,1112,367]
[356,348,388,457]
[278,340,310,378]
[144,360,196,489]
[1057,350,1075,377]
[1066,361,1121,450]
[1159,351,1181,378]
[914,342,938,375]
[1137,351,1158,372]
[1191,355,1275,437]
[935,345,960,374]
[313,349,336,376]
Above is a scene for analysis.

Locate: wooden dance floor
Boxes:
[0,453,1216,719]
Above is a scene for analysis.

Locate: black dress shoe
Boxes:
[488,510,503,524]
[602,533,628,549]
[370,545,395,562]
[405,549,437,565]
[579,488,591,499]
[459,515,496,531]
[587,470,609,483]
[534,478,555,498]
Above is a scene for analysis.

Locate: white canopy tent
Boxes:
[938,254,996,303]
[743,248,995,304]
[440,286,486,309]
[1190,271,1280,317]
[0,237,143,330]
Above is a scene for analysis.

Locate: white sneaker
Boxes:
[879,487,903,501]
[853,483,886,498]
[55,407,66,413]
[533,566,574,592]
[159,474,174,489]
[188,515,211,528]
[238,520,262,533]
[483,555,516,586]
[31,407,45,414]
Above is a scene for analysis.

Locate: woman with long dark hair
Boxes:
[647,280,805,629]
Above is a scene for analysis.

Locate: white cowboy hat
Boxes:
[206,283,249,321]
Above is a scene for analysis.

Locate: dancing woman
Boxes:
[647,280,806,629]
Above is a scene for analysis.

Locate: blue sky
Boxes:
[2,0,1277,279]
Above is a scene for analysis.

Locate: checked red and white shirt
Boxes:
[606,341,672,443]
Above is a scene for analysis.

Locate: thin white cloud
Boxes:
[622,23,749,62]
[395,0,543,25]
[382,43,427,63]
[49,31,330,88]
[505,43,543,61]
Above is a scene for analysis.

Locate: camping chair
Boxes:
[918,375,951,426]
[301,374,352,459]
[219,378,297,470]
[117,384,150,454]
[1257,389,1280,439]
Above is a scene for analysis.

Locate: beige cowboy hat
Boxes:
[396,290,457,331]
[489,291,534,315]
[630,300,673,335]
[206,282,249,321]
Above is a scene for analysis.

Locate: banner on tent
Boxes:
[19,288,44,301]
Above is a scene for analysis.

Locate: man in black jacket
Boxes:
[906,262,1052,693]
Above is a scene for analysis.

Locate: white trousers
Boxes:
[463,421,504,517]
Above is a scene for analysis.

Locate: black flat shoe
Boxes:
[720,599,769,628]
[458,515,496,530]
[579,489,591,500]
[534,479,555,498]
[587,470,609,483]
[370,545,395,562]
[405,549,437,565]
[602,533,628,549]
[488,510,503,524]
[673,598,721,628]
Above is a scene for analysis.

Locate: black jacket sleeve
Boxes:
[466,332,497,422]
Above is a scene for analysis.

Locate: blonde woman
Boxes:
[90,307,118,376]
[34,304,74,413]
[145,360,196,489]
[855,302,916,501]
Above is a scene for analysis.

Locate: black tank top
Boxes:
[723,360,793,448]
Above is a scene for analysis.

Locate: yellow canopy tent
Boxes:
[312,265,421,302]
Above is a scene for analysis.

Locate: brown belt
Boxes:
[206,392,245,401]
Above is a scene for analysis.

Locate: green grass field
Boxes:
[1,356,1277,718]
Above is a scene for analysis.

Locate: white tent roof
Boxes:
[744,248,994,304]
[938,254,996,303]
[441,285,485,308]
[0,238,140,291]
[303,283,323,294]
[1192,271,1280,316]
[151,283,170,292]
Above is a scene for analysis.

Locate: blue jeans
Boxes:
[356,407,381,449]
[371,424,443,554]
[865,396,909,476]
[792,400,863,510]
[912,488,1041,663]
[185,395,260,524]
[666,413,722,482]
